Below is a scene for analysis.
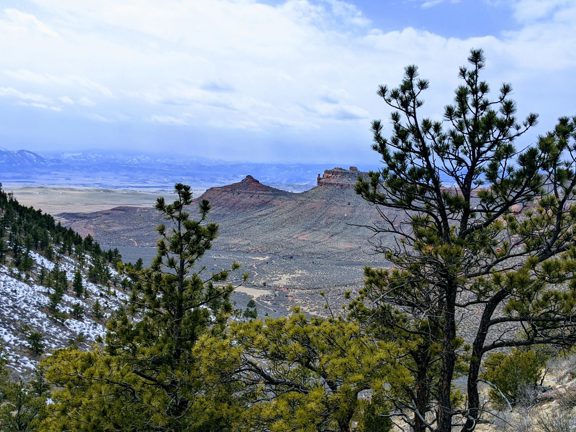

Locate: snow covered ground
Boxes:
[0,251,126,375]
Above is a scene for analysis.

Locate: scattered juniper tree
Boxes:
[26,331,45,357]
[91,300,103,321]
[72,269,83,297]
[242,298,258,320]
[355,49,576,431]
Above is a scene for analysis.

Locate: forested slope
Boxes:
[0,184,125,374]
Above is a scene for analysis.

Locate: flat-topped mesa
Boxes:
[316,166,366,188]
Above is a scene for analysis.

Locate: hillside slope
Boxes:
[0,186,125,374]
[0,253,126,375]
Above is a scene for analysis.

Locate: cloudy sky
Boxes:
[1,0,575,163]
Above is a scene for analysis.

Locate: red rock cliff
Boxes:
[316,166,365,187]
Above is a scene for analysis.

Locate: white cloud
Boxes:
[149,114,189,126]
[321,0,370,27]
[3,70,113,98]
[0,83,100,112]
[58,96,74,105]
[309,101,369,120]
[77,97,96,107]
[85,113,116,123]
[0,86,61,111]
[419,0,461,9]
[497,2,576,72]
[509,0,574,22]
[3,8,59,38]
[0,0,576,159]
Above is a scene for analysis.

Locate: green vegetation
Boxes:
[242,298,258,319]
[37,184,408,431]
[482,349,547,408]
[26,331,45,357]
[42,183,243,431]
[70,303,84,319]
[196,313,406,431]
[0,184,121,272]
[72,268,84,297]
[355,49,576,430]
[0,357,48,431]
[46,264,67,314]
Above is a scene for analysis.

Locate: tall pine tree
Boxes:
[355,49,576,431]
[43,184,241,431]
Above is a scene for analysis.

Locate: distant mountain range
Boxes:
[0,148,377,192]
[0,148,47,167]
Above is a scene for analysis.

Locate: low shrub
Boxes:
[482,348,547,408]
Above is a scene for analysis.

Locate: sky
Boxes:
[1,0,576,164]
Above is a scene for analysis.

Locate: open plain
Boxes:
[4,186,167,215]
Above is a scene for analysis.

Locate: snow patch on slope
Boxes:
[0,252,125,375]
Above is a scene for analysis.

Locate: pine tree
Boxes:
[355,49,576,431]
[44,183,242,431]
[26,331,45,356]
[72,269,84,297]
[242,298,258,320]
[46,265,67,315]
[0,365,48,431]
[195,313,407,432]
[0,184,118,267]
[70,304,84,320]
[91,300,103,321]
[88,257,109,284]
[108,184,238,363]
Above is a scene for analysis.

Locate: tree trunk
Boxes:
[462,290,507,432]
[338,421,352,432]
[173,218,185,362]
[463,344,483,432]
[414,345,433,432]
[437,280,457,432]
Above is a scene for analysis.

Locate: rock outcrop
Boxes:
[316,166,366,187]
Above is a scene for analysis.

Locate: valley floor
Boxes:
[3,186,167,215]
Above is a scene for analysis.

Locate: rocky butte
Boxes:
[199,174,293,211]
[316,166,368,187]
